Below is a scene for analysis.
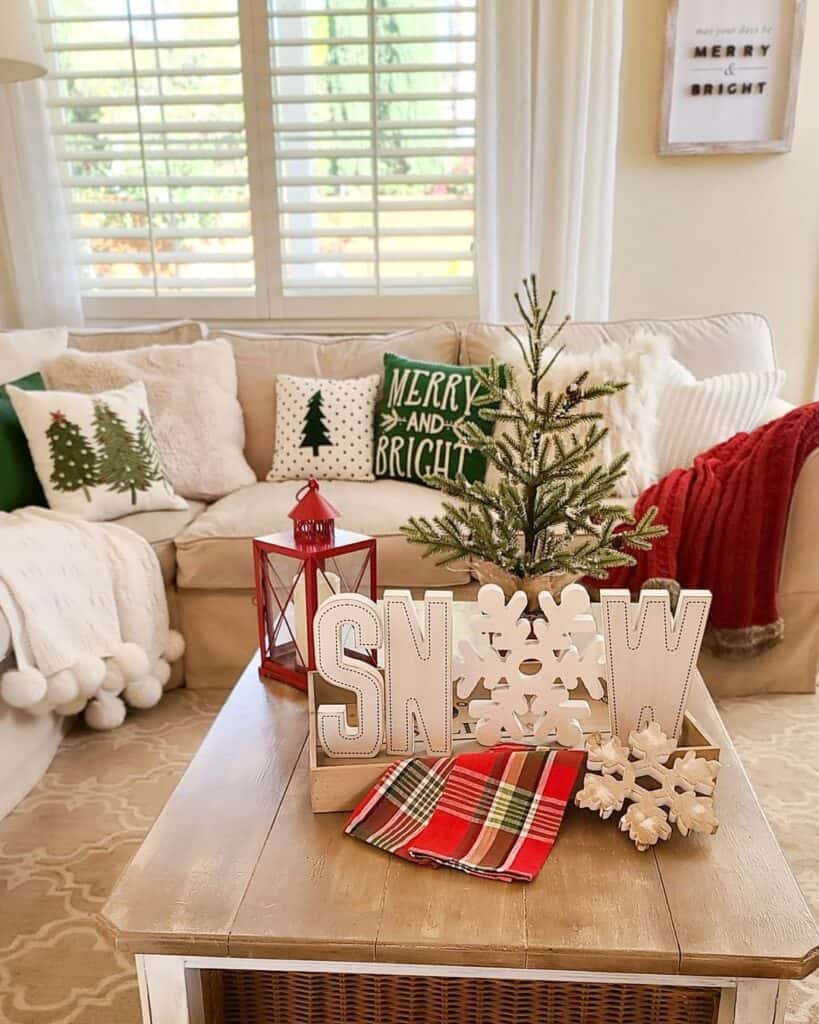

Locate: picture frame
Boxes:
[659,0,806,155]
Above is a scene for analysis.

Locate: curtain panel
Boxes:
[0,79,83,329]
[477,0,623,322]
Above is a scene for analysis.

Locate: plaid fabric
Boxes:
[345,746,584,883]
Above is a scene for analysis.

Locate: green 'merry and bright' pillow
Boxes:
[375,353,504,486]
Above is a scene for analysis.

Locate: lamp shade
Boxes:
[0,1,47,84]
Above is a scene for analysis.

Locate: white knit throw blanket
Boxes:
[0,508,184,730]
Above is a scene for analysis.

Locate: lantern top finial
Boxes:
[289,478,340,523]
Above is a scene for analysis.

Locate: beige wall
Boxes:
[611,0,819,402]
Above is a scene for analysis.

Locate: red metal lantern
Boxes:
[253,481,377,691]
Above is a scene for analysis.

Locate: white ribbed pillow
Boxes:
[657,361,785,476]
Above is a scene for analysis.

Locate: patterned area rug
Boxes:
[718,690,819,1023]
[0,686,816,1023]
[0,689,228,1024]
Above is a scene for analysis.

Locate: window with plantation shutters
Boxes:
[38,0,478,323]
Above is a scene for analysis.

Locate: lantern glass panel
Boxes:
[263,553,308,670]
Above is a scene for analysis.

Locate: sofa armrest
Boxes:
[780,447,819,594]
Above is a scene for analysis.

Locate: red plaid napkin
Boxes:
[345,746,584,882]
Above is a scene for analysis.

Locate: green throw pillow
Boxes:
[375,353,503,486]
[0,372,47,512]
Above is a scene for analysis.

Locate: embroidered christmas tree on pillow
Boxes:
[8,381,186,521]
[300,389,332,457]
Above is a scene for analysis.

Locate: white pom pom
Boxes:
[47,669,80,706]
[72,655,106,699]
[1,667,48,709]
[101,661,126,695]
[162,630,185,664]
[28,697,55,717]
[56,696,88,716]
[123,675,163,710]
[85,692,126,731]
[152,658,172,688]
[112,642,150,682]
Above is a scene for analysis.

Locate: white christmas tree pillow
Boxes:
[8,381,187,521]
[267,374,380,482]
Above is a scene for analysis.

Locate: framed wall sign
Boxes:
[659,0,806,155]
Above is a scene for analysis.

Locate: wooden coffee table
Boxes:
[103,654,818,1024]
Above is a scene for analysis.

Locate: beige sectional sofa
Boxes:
[57,313,819,698]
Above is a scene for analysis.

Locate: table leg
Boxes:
[733,979,785,1024]
[135,954,204,1024]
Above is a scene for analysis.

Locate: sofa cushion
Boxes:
[68,319,206,353]
[460,313,776,380]
[217,323,459,479]
[114,499,206,586]
[175,480,470,591]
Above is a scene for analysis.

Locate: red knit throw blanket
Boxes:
[599,404,819,658]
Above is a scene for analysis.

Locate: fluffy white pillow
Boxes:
[0,327,67,385]
[493,331,670,497]
[268,374,379,482]
[44,339,256,500]
[656,361,786,475]
[8,381,187,521]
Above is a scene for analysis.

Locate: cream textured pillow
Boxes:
[0,327,67,384]
[490,331,670,497]
[44,340,255,501]
[657,362,786,475]
[268,374,379,482]
[8,381,187,521]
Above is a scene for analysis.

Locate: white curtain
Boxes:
[0,78,83,328]
[477,0,623,322]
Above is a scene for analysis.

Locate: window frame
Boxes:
[40,0,479,327]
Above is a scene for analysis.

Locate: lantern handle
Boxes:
[295,478,320,502]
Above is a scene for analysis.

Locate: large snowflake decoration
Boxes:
[575,722,720,851]
[452,583,606,748]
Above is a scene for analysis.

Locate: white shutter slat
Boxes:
[60,148,248,162]
[40,10,238,24]
[48,95,244,108]
[40,1,254,304]
[62,176,249,188]
[44,39,239,53]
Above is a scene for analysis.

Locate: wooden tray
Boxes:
[307,671,720,814]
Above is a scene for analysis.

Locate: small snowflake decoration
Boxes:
[575,722,720,851]
[451,583,606,747]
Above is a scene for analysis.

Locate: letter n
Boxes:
[384,590,453,756]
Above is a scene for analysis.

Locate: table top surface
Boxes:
[103,651,819,980]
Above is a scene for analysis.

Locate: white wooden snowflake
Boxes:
[451,583,606,748]
[575,722,720,851]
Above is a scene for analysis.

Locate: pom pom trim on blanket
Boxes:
[1,630,185,729]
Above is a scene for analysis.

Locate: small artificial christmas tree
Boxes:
[401,276,666,599]
[93,401,155,505]
[300,389,332,457]
[47,410,98,501]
